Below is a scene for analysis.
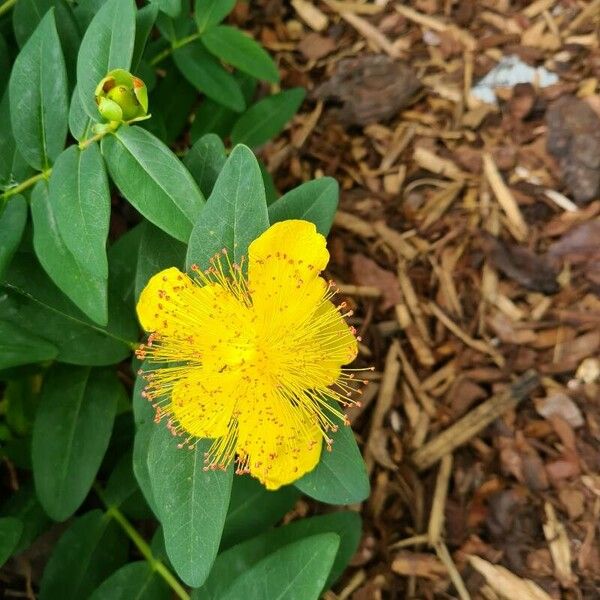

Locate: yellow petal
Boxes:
[136,267,195,334]
[293,300,359,387]
[248,220,330,331]
[236,390,323,489]
[170,370,238,439]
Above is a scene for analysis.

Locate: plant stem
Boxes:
[94,484,190,600]
[0,0,17,19]
[1,169,52,200]
[150,32,202,66]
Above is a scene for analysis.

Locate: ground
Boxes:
[245,1,600,598]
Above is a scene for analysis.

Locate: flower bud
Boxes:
[94,69,149,123]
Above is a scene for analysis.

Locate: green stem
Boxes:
[94,484,190,600]
[150,32,202,66]
[1,169,51,200]
[0,0,17,18]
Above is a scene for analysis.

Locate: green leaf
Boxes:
[76,0,136,120]
[295,423,370,505]
[132,4,159,71]
[147,426,233,587]
[155,1,192,42]
[73,0,109,31]
[12,0,81,81]
[1,252,135,366]
[201,26,279,83]
[50,144,110,282]
[186,144,269,270]
[89,561,170,600]
[31,180,108,325]
[135,220,186,301]
[190,98,236,142]
[194,0,236,32]
[39,510,128,600]
[190,72,256,142]
[231,88,305,148]
[102,126,205,242]
[69,85,95,142]
[0,517,23,568]
[0,321,58,369]
[0,34,9,97]
[193,512,362,600]
[32,365,119,521]
[104,450,152,520]
[1,483,51,554]
[184,133,227,198]
[144,62,196,144]
[9,9,68,170]
[108,224,143,311]
[150,0,182,18]
[173,41,245,112]
[220,533,339,600]
[258,158,278,205]
[132,365,160,517]
[269,177,339,235]
[221,476,300,550]
[0,195,27,277]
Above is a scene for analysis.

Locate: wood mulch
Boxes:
[243,1,600,598]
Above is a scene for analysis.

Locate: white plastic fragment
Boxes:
[471,55,559,105]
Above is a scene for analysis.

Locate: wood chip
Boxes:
[411,370,540,470]
[543,502,575,587]
[292,0,329,31]
[334,211,376,237]
[482,153,529,242]
[468,555,554,600]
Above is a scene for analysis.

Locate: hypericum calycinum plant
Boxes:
[0,0,369,597]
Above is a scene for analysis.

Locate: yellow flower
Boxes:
[136,220,363,490]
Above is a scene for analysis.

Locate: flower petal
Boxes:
[236,391,322,490]
[293,300,358,387]
[248,220,329,316]
[136,267,195,335]
[170,371,238,439]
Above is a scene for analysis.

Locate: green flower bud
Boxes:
[95,69,149,123]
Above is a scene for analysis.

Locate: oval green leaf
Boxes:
[39,510,128,600]
[220,533,339,600]
[194,0,236,32]
[231,88,305,148]
[193,512,362,600]
[295,422,370,505]
[132,364,160,517]
[76,0,136,120]
[147,425,234,587]
[0,517,23,568]
[186,144,268,270]
[0,194,27,277]
[150,0,181,18]
[173,41,245,112]
[221,476,300,550]
[32,365,119,521]
[13,0,81,80]
[50,144,110,281]
[69,85,95,142]
[89,561,170,600]
[102,126,205,243]
[184,133,227,198]
[268,177,339,235]
[0,320,58,369]
[1,252,135,366]
[201,25,279,83]
[31,181,108,325]
[9,9,68,170]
